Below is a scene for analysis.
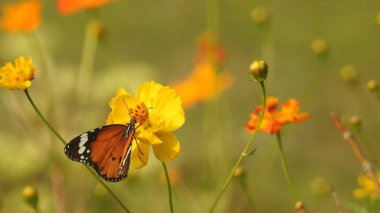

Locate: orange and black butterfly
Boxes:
[64,119,137,182]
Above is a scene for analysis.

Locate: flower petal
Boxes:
[106,88,134,125]
[131,140,150,169]
[137,81,185,132]
[152,132,180,162]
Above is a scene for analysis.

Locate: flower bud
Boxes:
[367,80,379,92]
[249,60,268,82]
[339,65,358,83]
[22,185,38,210]
[233,166,245,178]
[295,201,306,213]
[310,177,330,196]
[376,12,380,27]
[349,115,362,128]
[311,39,328,56]
[251,7,268,25]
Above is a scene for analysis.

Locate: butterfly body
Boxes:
[64,119,137,182]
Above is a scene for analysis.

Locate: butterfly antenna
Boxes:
[122,98,133,118]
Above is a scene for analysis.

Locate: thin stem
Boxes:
[275,132,298,201]
[75,20,99,109]
[237,178,257,212]
[209,81,266,212]
[162,162,174,213]
[24,89,130,212]
[206,0,219,37]
[24,89,66,146]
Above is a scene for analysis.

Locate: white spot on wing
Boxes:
[78,133,88,154]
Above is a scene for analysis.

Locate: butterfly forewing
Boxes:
[64,124,135,182]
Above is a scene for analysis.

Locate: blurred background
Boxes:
[0,0,380,212]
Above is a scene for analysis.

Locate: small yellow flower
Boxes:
[107,81,185,169]
[0,57,35,90]
[353,173,380,200]
[22,185,38,209]
[0,0,41,32]
[339,65,358,83]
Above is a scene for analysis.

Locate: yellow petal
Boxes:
[106,88,134,125]
[152,132,180,162]
[137,130,163,145]
[131,140,150,169]
[137,81,185,132]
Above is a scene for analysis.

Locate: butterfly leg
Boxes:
[133,135,144,155]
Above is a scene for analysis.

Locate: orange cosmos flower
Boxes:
[172,32,232,108]
[195,32,226,64]
[57,0,111,15]
[246,97,310,134]
[172,61,233,108]
[0,0,41,32]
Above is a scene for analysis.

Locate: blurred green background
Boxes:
[1,0,380,212]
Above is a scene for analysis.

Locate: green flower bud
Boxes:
[249,60,268,82]
[22,185,38,210]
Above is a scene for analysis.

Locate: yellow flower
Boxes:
[0,57,35,90]
[353,173,380,200]
[106,81,185,169]
[0,0,41,32]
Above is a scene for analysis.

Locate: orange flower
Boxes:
[172,62,233,108]
[172,32,232,108]
[196,32,226,65]
[0,0,41,32]
[57,0,111,15]
[246,97,310,134]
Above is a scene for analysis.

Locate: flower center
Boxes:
[129,102,149,125]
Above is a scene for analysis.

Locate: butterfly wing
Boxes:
[64,124,134,182]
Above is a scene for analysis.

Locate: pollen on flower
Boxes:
[129,102,149,125]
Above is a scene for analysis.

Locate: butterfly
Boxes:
[64,118,137,182]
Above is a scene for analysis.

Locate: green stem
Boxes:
[209,81,266,212]
[206,0,219,37]
[24,89,130,213]
[24,89,66,146]
[275,132,298,201]
[237,178,257,212]
[162,162,174,213]
[76,20,99,107]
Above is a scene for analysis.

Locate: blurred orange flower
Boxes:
[246,97,310,134]
[0,0,41,32]
[57,0,111,15]
[196,32,226,64]
[172,62,233,108]
[172,32,233,108]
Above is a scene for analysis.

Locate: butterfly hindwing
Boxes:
[64,124,134,182]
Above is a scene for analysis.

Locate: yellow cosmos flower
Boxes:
[106,81,185,169]
[0,57,35,90]
[353,173,380,200]
[0,0,41,32]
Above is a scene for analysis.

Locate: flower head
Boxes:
[0,0,41,32]
[57,0,111,15]
[246,97,310,134]
[353,173,380,200]
[251,6,269,25]
[0,57,35,90]
[172,62,233,108]
[172,32,233,108]
[107,81,185,169]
